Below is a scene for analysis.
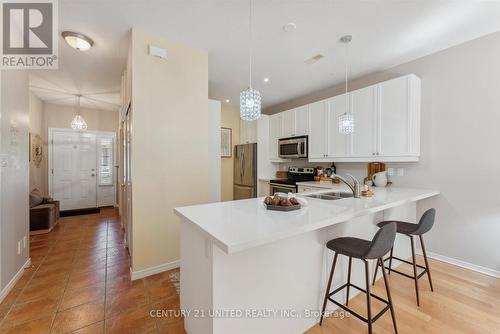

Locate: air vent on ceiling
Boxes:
[304,54,325,64]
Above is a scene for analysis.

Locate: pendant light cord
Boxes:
[248,0,253,89]
[345,39,348,111]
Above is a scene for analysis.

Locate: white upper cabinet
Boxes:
[308,100,328,159]
[349,85,378,158]
[269,74,421,163]
[282,106,309,138]
[294,106,309,136]
[240,120,257,144]
[282,109,295,138]
[327,95,348,158]
[377,75,420,157]
[268,113,283,161]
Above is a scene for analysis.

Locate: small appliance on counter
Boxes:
[269,167,315,195]
[365,162,386,186]
[372,171,388,187]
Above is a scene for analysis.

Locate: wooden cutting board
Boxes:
[367,162,386,180]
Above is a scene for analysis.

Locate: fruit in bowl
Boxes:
[264,195,299,207]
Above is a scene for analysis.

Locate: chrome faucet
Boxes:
[333,173,361,198]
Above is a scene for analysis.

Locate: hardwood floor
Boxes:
[0,208,184,334]
[306,256,500,334]
[3,208,498,333]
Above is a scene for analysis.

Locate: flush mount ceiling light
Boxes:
[263,77,269,83]
[71,95,88,131]
[338,35,354,134]
[62,31,94,51]
[240,0,262,121]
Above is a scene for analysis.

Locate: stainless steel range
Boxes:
[269,167,315,195]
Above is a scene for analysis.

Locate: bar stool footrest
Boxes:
[382,256,428,280]
[326,282,390,324]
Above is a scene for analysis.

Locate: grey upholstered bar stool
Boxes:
[372,208,436,306]
[320,222,398,334]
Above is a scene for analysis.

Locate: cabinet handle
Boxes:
[372,153,375,156]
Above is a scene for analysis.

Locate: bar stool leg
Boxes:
[364,260,373,334]
[320,252,338,326]
[419,235,434,292]
[380,258,398,334]
[410,236,420,306]
[346,256,352,306]
[371,258,379,286]
[388,247,394,275]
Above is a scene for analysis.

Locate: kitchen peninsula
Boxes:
[175,187,439,334]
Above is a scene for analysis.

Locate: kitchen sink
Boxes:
[305,191,353,200]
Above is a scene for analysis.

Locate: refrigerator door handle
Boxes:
[239,151,244,181]
[242,151,245,179]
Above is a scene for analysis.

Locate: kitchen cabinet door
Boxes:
[282,109,295,137]
[294,106,309,136]
[378,75,420,157]
[308,100,328,159]
[327,94,348,158]
[240,120,257,144]
[269,113,283,161]
[349,86,377,157]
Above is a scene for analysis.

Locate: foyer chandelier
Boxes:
[71,95,88,131]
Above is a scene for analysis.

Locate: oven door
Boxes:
[278,136,308,158]
[269,183,297,195]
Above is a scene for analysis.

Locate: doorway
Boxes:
[119,104,132,253]
[48,128,116,211]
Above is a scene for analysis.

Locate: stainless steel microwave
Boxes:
[278,136,308,159]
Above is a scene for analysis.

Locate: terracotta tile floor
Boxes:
[0,208,184,334]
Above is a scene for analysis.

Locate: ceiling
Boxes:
[31,0,500,112]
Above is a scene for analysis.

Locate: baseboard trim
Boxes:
[0,258,31,303]
[416,249,500,279]
[130,260,180,281]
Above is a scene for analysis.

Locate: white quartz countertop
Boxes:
[175,187,439,254]
[296,181,351,190]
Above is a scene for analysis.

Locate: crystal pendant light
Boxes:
[71,95,88,131]
[240,0,261,121]
[338,35,354,134]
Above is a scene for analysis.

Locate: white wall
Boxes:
[272,31,500,274]
[0,70,30,295]
[130,28,209,273]
[208,99,221,203]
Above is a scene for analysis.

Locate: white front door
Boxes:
[52,130,97,210]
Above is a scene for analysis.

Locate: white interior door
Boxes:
[52,130,97,210]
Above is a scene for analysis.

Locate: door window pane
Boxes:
[99,137,114,186]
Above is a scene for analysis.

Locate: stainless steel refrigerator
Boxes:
[233,143,257,200]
